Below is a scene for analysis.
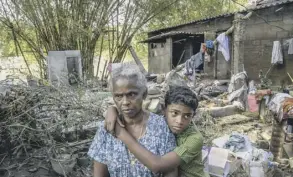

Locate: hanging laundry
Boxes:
[206,40,214,49]
[216,33,230,61]
[271,41,283,64]
[205,40,214,56]
[288,38,293,55]
[184,52,204,75]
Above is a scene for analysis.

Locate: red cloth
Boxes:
[248,94,259,112]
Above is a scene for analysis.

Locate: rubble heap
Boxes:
[0,78,109,177]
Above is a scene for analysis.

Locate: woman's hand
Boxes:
[104,106,125,136]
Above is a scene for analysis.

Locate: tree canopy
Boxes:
[0,0,247,79]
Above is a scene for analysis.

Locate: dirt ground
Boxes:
[1,112,293,177]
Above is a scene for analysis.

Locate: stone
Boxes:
[142,99,151,111]
[261,131,271,141]
[28,168,38,173]
[165,71,187,87]
[148,99,161,113]
[147,94,162,99]
[148,86,161,95]
[256,140,270,149]
[283,143,293,158]
[156,74,165,84]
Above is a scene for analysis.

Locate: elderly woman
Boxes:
[88,63,177,177]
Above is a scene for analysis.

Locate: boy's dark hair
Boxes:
[164,86,198,111]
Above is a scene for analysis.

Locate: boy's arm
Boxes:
[93,161,110,177]
[104,105,124,136]
[173,131,203,165]
[164,168,178,177]
[116,125,181,173]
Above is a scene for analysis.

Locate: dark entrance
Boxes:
[172,34,204,69]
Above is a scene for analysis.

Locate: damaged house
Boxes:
[143,0,293,85]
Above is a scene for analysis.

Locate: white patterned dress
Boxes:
[88,113,176,177]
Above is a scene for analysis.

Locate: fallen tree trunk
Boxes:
[128,45,148,76]
[197,105,240,118]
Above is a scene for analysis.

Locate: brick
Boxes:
[254,16,268,25]
[267,12,283,22]
[261,40,273,47]
[148,98,160,113]
[252,40,261,46]
[283,13,293,25]
[277,31,290,39]
[244,40,251,46]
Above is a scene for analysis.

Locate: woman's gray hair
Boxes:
[108,62,147,92]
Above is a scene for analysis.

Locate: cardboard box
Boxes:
[205,147,242,177]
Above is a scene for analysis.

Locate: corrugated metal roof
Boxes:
[149,0,293,33]
[141,31,203,43]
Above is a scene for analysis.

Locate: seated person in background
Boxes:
[88,63,177,177]
[106,86,207,177]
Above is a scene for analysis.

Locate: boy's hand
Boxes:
[114,122,127,139]
[104,106,125,136]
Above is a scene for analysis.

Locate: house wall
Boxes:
[148,38,172,74]
[243,4,293,85]
[148,16,233,77]
[47,50,82,86]
[148,2,293,84]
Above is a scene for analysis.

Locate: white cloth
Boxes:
[267,93,289,113]
[271,41,283,64]
[216,33,230,61]
[288,38,293,55]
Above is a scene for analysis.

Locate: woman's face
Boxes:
[112,77,146,119]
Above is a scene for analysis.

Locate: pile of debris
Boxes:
[1,62,293,177]
[138,65,247,118]
[0,78,110,177]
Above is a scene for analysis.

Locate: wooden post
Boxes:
[101,60,108,81]
[128,45,148,76]
[214,44,218,79]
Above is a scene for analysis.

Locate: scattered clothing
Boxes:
[268,93,292,121]
[174,125,205,177]
[242,148,274,177]
[88,113,176,177]
[216,33,230,61]
[228,72,248,108]
[271,41,283,64]
[224,133,246,152]
[185,52,204,75]
[288,38,293,55]
[283,98,293,114]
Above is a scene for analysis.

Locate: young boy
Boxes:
[105,86,206,177]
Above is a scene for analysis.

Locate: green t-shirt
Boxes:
[173,125,205,177]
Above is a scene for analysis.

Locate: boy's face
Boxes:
[165,104,194,134]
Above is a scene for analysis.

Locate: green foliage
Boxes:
[130,0,248,69]
[147,0,247,30]
[0,0,248,76]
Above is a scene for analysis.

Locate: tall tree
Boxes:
[97,0,179,78]
[0,0,179,79]
[0,0,122,78]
